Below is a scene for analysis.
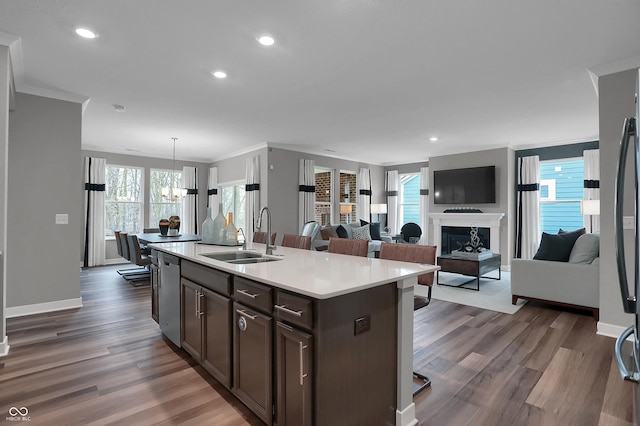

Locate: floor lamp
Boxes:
[580,199,600,233]
[370,203,387,226]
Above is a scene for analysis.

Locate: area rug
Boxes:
[415,270,526,314]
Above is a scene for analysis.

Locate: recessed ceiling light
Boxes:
[212,71,227,79]
[75,28,97,39]
[258,35,275,46]
[429,137,439,142]
[113,104,126,113]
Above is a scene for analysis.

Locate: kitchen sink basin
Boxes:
[201,251,262,261]
[226,257,282,264]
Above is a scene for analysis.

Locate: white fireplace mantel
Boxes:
[430,212,505,257]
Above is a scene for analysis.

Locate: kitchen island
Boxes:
[150,241,438,426]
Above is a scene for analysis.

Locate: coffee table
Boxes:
[437,253,501,291]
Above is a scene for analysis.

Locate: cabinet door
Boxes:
[233,302,273,425]
[151,265,159,323]
[181,279,203,360]
[275,322,312,426]
[202,287,232,389]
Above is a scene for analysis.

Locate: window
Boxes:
[315,168,332,225]
[339,171,357,223]
[220,182,246,230]
[149,169,182,227]
[105,165,143,236]
[399,173,420,226]
[539,158,584,234]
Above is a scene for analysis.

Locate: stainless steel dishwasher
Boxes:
[158,251,181,347]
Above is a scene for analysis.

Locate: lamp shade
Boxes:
[371,203,387,214]
[581,199,600,215]
[340,204,353,214]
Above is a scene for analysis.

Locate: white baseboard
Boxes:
[0,335,9,357]
[6,297,83,318]
[104,258,128,266]
[396,402,418,426]
[597,321,632,339]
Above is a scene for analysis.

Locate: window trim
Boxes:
[105,164,144,236]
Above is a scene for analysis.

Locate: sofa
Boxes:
[314,222,392,257]
[511,231,599,319]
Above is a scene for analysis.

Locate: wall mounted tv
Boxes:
[433,165,496,204]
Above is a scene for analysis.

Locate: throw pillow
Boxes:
[568,233,600,264]
[533,231,584,262]
[320,226,339,240]
[360,220,381,240]
[558,228,586,236]
[352,224,372,241]
[336,225,349,239]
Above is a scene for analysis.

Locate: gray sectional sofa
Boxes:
[314,222,392,257]
[511,232,600,319]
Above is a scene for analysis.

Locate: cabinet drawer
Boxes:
[233,277,272,313]
[274,291,313,331]
[182,260,232,296]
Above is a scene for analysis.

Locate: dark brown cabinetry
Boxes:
[274,322,312,426]
[181,261,232,388]
[150,263,159,324]
[233,277,274,425]
[176,260,398,426]
[274,290,313,426]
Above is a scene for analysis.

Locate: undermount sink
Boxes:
[200,251,282,264]
[201,251,262,261]
[226,257,282,264]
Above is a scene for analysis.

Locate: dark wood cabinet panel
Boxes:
[202,287,232,389]
[274,322,312,426]
[181,278,203,360]
[150,265,159,324]
[233,302,273,425]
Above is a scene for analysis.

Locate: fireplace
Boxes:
[441,226,490,255]
[430,212,505,258]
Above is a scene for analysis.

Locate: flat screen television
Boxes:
[433,165,496,204]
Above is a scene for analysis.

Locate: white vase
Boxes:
[211,203,226,244]
[201,207,215,243]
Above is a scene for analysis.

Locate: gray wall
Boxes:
[388,161,429,176]
[266,147,385,237]
[8,93,82,308]
[0,46,9,349]
[598,68,637,329]
[211,146,385,241]
[82,149,210,262]
[427,147,515,264]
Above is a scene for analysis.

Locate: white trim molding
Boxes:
[430,212,505,257]
[0,335,9,357]
[6,297,83,318]
[597,321,632,339]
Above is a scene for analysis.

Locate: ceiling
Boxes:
[1,1,639,166]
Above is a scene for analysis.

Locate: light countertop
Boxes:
[150,241,439,299]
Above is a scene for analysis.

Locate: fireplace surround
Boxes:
[430,212,505,258]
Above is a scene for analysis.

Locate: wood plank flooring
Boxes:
[0,265,634,425]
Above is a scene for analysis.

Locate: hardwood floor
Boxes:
[0,265,634,425]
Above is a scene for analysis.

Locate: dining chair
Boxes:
[253,231,277,245]
[115,231,142,276]
[327,237,368,257]
[122,234,151,285]
[379,242,437,395]
[281,234,312,250]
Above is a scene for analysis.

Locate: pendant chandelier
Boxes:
[161,137,186,202]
